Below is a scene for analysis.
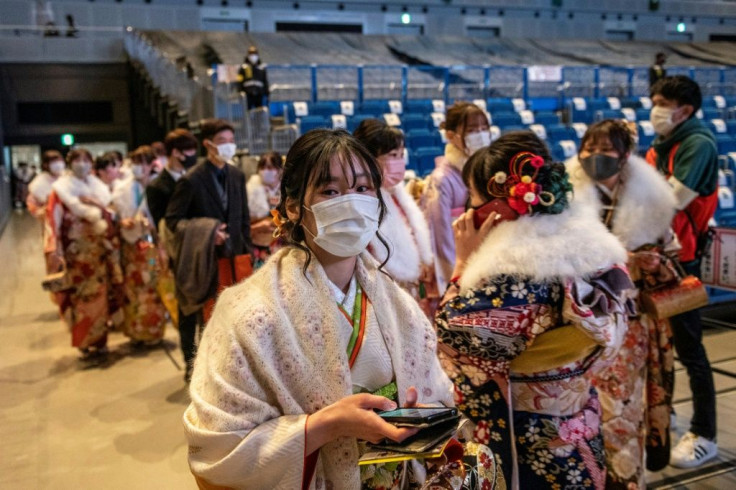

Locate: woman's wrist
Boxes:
[305,407,337,454]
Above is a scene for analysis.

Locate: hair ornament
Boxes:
[486,151,554,215]
[271,209,288,238]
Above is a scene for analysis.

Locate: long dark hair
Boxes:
[276,129,391,272]
[463,131,572,216]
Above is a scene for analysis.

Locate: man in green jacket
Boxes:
[646,75,719,469]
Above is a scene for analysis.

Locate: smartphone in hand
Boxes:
[472,198,518,229]
[377,407,458,428]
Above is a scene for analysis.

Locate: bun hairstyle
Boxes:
[463,130,572,216]
[580,119,633,158]
[352,118,405,158]
[275,129,390,271]
[440,101,489,135]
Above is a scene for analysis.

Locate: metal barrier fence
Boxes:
[214,63,736,107]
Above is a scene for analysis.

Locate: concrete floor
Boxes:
[1,210,734,489]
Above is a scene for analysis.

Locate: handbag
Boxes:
[42,269,71,292]
[639,256,708,319]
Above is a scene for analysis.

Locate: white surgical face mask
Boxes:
[217,143,237,162]
[49,160,65,176]
[464,131,491,155]
[259,168,279,186]
[303,194,380,257]
[248,54,259,64]
[71,160,91,179]
[131,164,145,180]
[650,106,678,136]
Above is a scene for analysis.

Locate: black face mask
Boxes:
[580,153,622,181]
[181,153,198,170]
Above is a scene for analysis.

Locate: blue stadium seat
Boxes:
[501,125,526,134]
[360,100,390,117]
[551,140,578,162]
[708,119,728,135]
[716,134,736,155]
[492,112,523,129]
[405,99,434,114]
[595,109,625,121]
[487,98,515,114]
[636,108,651,122]
[406,129,440,152]
[414,147,443,176]
[701,97,718,109]
[299,115,330,133]
[534,111,560,126]
[401,113,431,132]
[727,120,736,135]
[546,124,577,144]
[637,123,656,153]
[622,97,643,109]
[347,114,375,132]
[700,108,721,121]
[310,100,341,117]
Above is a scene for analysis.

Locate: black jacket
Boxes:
[165,161,253,258]
[238,62,269,98]
[146,168,177,228]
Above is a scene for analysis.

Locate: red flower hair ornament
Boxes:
[486,152,556,215]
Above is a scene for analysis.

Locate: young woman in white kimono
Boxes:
[184,129,503,489]
[27,150,65,220]
[111,145,170,345]
[353,119,437,317]
[567,120,677,489]
[45,148,123,361]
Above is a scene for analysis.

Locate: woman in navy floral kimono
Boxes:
[435,131,634,489]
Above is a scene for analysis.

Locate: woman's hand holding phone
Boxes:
[451,209,499,279]
[306,394,420,454]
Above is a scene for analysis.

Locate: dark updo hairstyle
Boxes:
[441,101,489,135]
[580,119,633,158]
[463,131,572,216]
[257,151,283,171]
[41,150,64,171]
[352,118,405,158]
[276,129,390,272]
[67,148,93,165]
[129,145,157,166]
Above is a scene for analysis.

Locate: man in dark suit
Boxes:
[146,128,198,229]
[166,119,253,381]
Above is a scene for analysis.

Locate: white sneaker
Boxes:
[670,431,718,469]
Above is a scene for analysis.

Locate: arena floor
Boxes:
[1,211,734,489]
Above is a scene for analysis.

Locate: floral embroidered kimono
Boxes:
[435,203,633,489]
[368,182,438,317]
[46,174,123,350]
[112,177,174,343]
[185,248,457,489]
[567,154,677,488]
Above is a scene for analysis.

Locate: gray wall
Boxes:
[0,63,131,147]
[2,0,736,42]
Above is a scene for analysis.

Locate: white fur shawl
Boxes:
[28,172,56,204]
[112,178,148,243]
[370,184,434,282]
[184,248,453,490]
[460,201,628,292]
[246,173,272,220]
[52,174,111,225]
[566,154,677,251]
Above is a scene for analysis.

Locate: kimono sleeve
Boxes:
[183,294,309,489]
